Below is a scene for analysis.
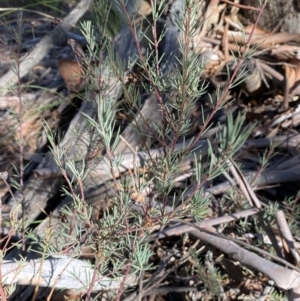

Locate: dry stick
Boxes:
[276,210,300,264]
[220,0,261,11]
[173,220,300,289]
[0,7,55,19]
[258,61,285,83]
[84,259,102,301]
[269,106,300,128]
[119,135,140,192]
[0,0,93,95]
[0,193,7,301]
[228,158,261,208]
[137,270,145,301]
[115,262,133,301]
[31,227,52,301]
[12,32,27,254]
[144,208,260,242]
[283,63,292,110]
[257,210,284,261]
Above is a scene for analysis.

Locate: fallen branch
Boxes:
[2,257,136,291]
[175,223,300,292]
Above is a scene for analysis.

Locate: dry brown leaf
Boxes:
[285,64,297,90]
[58,60,83,92]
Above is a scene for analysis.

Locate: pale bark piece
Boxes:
[2,257,136,291]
